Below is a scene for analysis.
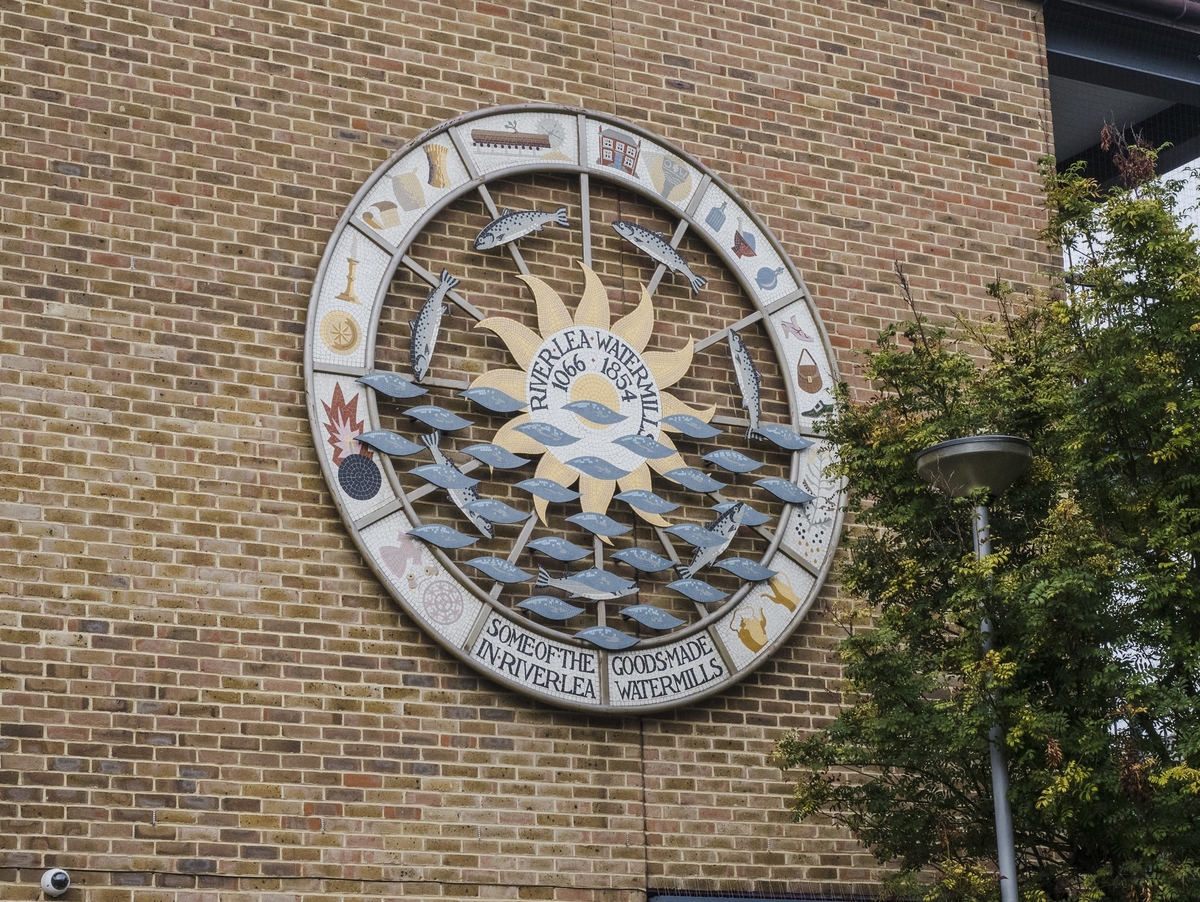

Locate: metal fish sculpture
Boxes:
[727,330,762,438]
[356,429,424,457]
[535,567,638,600]
[515,478,581,503]
[614,490,677,515]
[612,434,674,459]
[517,595,586,621]
[466,556,532,584]
[622,605,685,630]
[666,523,728,548]
[421,431,494,538]
[611,546,674,572]
[576,626,639,650]
[408,523,477,549]
[712,500,772,527]
[459,386,527,413]
[702,449,763,474]
[612,220,707,295]
[357,371,427,400]
[662,467,726,493]
[462,443,530,470]
[474,207,569,250]
[675,501,744,580]
[662,413,722,439]
[463,498,531,524]
[754,423,813,451]
[411,269,457,382]
[407,405,473,432]
[755,477,815,504]
[411,464,479,490]
[566,512,631,537]
[528,536,592,562]
[715,557,777,581]
[667,578,727,604]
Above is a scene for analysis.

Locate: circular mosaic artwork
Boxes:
[304,105,844,713]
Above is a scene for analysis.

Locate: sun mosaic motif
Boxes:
[304,105,845,713]
[479,268,709,528]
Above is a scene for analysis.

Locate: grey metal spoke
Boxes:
[580,172,592,269]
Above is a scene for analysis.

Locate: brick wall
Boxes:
[0,1,1054,900]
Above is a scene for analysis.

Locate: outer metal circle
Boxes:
[304,105,845,713]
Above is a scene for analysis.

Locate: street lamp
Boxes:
[914,435,1033,902]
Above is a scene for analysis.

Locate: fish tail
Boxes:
[748,426,762,441]
[438,268,460,290]
[421,430,440,451]
[674,563,693,581]
[535,567,552,588]
[688,272,707,295]
[553,206,569,227]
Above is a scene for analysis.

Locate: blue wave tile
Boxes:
[662,413,722,439]
[358,371,428,400]
[409,524,478,549]
[356,429,425,457]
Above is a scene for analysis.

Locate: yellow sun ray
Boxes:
[476,317,541,371]
[661,390,716,424]
[579,472,617,522]
[572,261,610,330]
[469,368,528,400]
[519,273,573,338]
[532,454,579,524]
[616,468,669,528]
[644,337,694,389]
[611,285,654,354]
[492,415,543,455]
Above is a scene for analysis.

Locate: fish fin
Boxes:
[554,206,569,227]
[535,567,551,588]
[501,208,511,216]
[688,272,707,295]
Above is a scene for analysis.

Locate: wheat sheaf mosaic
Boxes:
[304,105,845,713]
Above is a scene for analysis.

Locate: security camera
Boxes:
[40,868,70,897]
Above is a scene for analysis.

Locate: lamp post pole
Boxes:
[914,435,1032,902]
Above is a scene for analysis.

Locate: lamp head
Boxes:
[914,435,1032,499]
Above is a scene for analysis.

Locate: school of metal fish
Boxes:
[354,202,825,648]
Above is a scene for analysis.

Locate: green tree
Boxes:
[776,150,1200,901]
